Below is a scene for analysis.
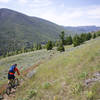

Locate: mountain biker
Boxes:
[8,64,20,83]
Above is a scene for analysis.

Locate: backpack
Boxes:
[9,65,16,73]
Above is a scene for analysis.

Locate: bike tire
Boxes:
[14,78,19,87]
[6,86,11,95]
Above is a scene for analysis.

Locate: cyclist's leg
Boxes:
[8,73,12,84]
[8,74,15,86]
[12,75,16,88]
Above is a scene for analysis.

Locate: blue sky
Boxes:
[0,0,100,26]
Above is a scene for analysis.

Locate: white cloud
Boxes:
[18,0,52,7]
[38,5,100,26]
[18,0,27,3]
[86,5,100,19]
[1,0,100,26]
[0,0,10,3]
[15,3,100,26]
[29,0,52,8]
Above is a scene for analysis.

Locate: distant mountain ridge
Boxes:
[64,26,100,33]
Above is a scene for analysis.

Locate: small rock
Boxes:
[0,95,3,100]
[93,72,100,78]
[27,70,36,78]
[85,72,100,86]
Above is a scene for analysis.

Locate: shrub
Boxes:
[43,82,51,89]
[86,91,94,100]
[78,72,88,79]
[71,82,83,94]
[28,89,37,99]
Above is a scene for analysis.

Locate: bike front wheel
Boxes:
[14,78,20,87]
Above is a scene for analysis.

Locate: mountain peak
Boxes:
[0,8,17,16]
[0,8,14,12]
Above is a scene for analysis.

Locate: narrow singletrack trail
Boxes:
[2,61,43,100]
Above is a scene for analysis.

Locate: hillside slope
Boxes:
[0,8,66,41]
[8,37,100,100]
[1,8,100,56]
[0,8,69,55]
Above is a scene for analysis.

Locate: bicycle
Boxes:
[6,78,19,95]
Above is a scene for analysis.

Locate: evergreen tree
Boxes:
[21,47,25,53]
[93,33,96,39]
[59,31,65,45]
[35,44,39,50]
[80,33,87,43]
[52,42,55,47]
[16,50,19,54]
[86,33,92,40]
[73,34,80,47]
[33,43,42,50]
[57,42,65,52]
[55,40,60,47]
[38,44,42,50]
[65,35,72,45]
[46,41,53,50]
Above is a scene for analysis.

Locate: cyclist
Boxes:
[8,64,20,84]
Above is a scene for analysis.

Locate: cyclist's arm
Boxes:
[15,67,20,75]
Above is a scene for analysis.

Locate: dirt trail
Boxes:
[3,89,16,100]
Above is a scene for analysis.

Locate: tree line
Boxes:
[0,31,100,58]
[46,31,100,52]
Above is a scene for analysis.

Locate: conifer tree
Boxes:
[59,31,65,45]
[65,35,72,45]
[57,42,65,52]
[86,33,92,40]
[93,33,96,39]
[73,34,80,47]
[46,41,53,50]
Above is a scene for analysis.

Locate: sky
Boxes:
[0,0,100,26]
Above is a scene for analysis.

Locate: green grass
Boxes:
[65,45,73,50]
[0,49,59,86]
[11,37,100,100]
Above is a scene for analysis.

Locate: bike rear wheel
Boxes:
[6,84,11,95]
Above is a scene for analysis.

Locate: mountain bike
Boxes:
[6,78,19,95]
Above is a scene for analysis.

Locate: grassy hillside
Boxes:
[0,8,100,57]
[0,8,70,56]
[6,37,100,100]
[0,49,59,86]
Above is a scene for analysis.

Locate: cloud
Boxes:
[86,5,100,19]
[0,0,10,3]
[39,5,100,26]
[18,0,52,7]
[1,0,100,26]
[18,0,27,3]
